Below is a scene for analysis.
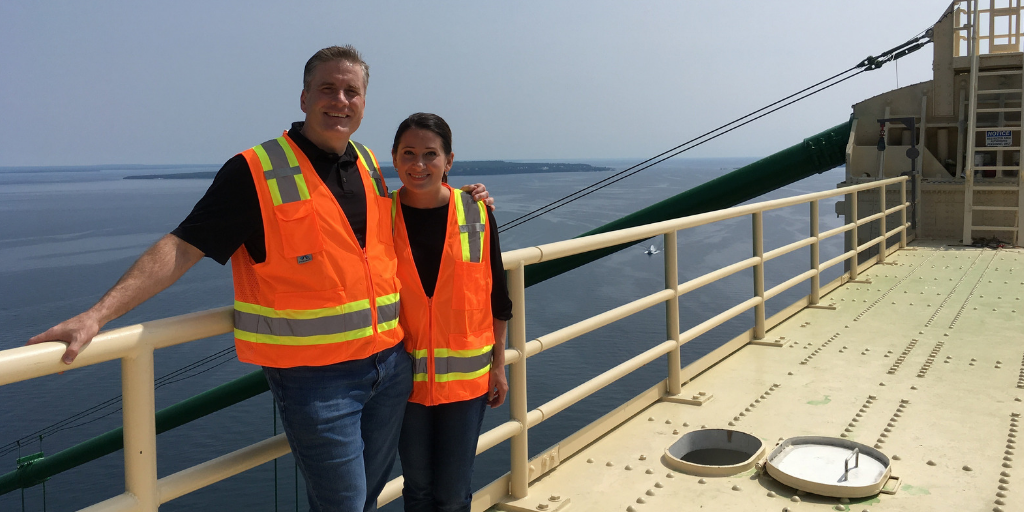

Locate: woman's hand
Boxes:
[487,366,508,408]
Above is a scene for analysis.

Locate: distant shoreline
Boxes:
[122,161,613,180]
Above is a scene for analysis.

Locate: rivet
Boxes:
[666,473,675,478]
[625,465,633,470]
[927,460,937,466]
[587,458,594,463]
[996,499,1006,505]
[963,465,973,471]
[646,489,655,496]
[892,454,901,460]
[767,491,776,498]
[731,485,741,491]
[911,386,918,390]
[1000,477,1010,484]
[537,504,549,511]
[1004,462,1013,468]
[648,417,655,422]
[840,498,850,504]
[697,478,706,484]
[664,420,672,425]
[654,482,663,488]
[791,495,801,502]
[999,484,1010,491]
[606,461,614,467]
[549,495,561,502]
[645,468,654,474]
[682,422,689,427]
[672,429,679,435]
[635,497,646,504]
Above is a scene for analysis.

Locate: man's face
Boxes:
[300,59,366,152]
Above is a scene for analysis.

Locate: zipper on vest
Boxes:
[362,252,379,341]
[427,296,435,406]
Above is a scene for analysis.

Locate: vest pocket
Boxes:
[452,261,489,310]
[274,200,325,258]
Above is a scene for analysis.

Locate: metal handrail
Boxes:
[954,0,1023,57]
[0,175,910,511]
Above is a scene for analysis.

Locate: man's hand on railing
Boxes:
[27,312,103,365]
[25,234,205,364]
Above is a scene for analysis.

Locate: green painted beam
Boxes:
[0,369,268,495]
[523,120,852,287]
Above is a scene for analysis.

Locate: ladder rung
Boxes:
[979,70,1024,76]
[975,146,1022,151]
[972,205,1020,211]
[977,108,1022,113]
[976,126,1022,131]
[978,88,1024,94]
[969,225,1019,231]
[973,185,1022,191]
[973,165,1021,170]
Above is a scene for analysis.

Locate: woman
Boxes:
[391,113,512,512]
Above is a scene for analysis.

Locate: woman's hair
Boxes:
[391,113,453,156]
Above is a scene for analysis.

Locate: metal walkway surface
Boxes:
[500,241,1023,512]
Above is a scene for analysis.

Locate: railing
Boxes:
[955,0,1024,57]
[0,176,910,511]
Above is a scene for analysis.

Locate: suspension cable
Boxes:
[500,32,932,233]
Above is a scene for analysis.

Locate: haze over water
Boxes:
[0,160,847,511]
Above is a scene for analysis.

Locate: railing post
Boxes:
[122,348,158,511]
[664,231,681,395]
[752,212,766,340]
[850,190,860,280]
[878,183,887,263]
[507,262,529,499]
[810,200,820,305]
[900,179,908,248]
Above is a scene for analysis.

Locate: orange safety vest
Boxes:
[392,185,494,405]
[230,132,403,368]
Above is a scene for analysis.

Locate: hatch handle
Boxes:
[843,448,860,478]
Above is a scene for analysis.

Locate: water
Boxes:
[0,159,848,511]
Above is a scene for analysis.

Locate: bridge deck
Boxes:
[497,241,1023,512]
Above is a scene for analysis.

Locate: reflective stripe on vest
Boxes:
[233,292,401,345]
[252,137,311,205]
[376,292,401,332]
[350,140,386,197]
[454,191,486,263]
[410,345,493,383]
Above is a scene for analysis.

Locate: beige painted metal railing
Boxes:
[954,0,1024,57]
[0,176,910,511]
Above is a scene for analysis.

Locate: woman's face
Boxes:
[392,128,453,195]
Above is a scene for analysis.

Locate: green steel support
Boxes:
[0,120,851,495]
[524,120,852,287]
[0,370,268,495]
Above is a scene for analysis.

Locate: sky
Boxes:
[0,1,956,167]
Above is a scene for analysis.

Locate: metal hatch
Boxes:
[663,429,765,477]
[765,436,894,498]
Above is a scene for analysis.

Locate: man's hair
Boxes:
[303,45,370,91]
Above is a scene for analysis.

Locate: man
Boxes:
[29,45,489,512]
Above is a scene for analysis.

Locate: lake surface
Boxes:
[0,159,848,511]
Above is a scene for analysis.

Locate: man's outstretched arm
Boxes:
[27,234,205,364]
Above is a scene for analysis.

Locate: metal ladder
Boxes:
[962,2,1024,246]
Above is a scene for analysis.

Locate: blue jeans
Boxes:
[399,394,488,512]
[264,343,412,512]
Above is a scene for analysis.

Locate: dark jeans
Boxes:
[399,394,488,512]
[264,343,413,512]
